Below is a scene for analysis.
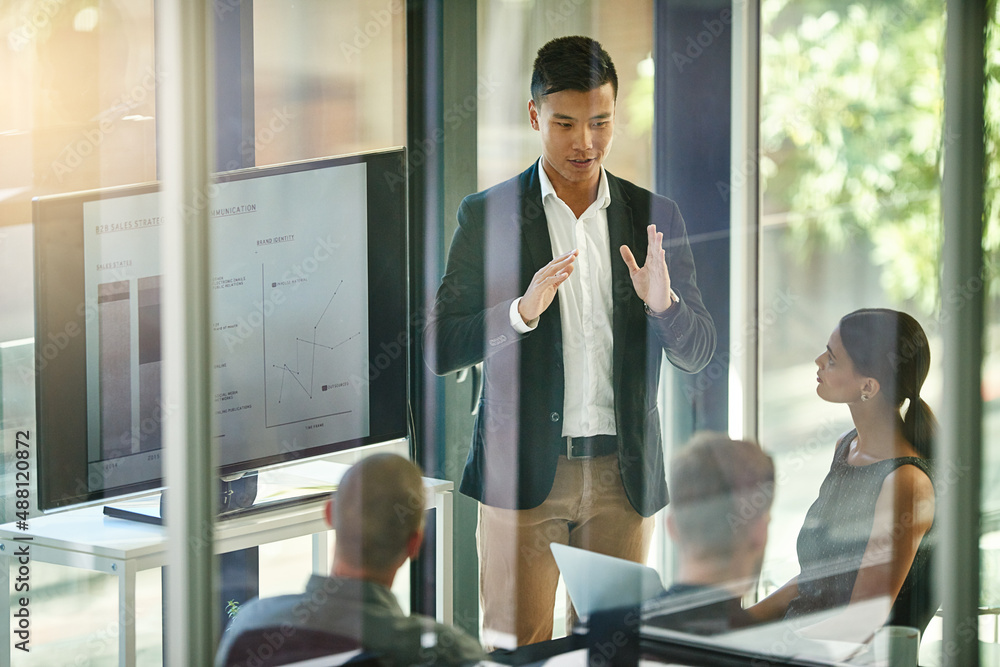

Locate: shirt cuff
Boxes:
[644,289,681,319]
[510,298,538,333]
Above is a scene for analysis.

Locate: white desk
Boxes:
[0,462,453,667]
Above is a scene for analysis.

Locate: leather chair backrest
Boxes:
[221,626,383,667]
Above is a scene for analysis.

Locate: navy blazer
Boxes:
[424,162,716,517]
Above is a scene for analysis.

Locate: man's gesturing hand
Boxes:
[620,224,673,313]
[517,249,578,324]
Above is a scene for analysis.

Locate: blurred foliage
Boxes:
[761,0,999,316]
[986,0,1000,298]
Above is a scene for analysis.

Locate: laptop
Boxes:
[550,543,668,619]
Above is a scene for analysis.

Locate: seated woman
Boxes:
[748,308,937,636]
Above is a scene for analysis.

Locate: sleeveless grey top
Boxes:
[785,429,937,632]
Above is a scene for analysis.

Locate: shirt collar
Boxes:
[306,574,404,613]
[537,157,612,211]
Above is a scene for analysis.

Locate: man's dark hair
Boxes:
[530,36,618,104]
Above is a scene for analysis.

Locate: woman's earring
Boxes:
[860,394,869,402]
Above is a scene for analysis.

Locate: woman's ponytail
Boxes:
[902,396,936,460]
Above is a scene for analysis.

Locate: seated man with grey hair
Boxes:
[216,454,485,667]
[644,432,775,635]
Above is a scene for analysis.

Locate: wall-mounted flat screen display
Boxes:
[33,149,408,511]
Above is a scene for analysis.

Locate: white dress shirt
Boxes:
[509,159,616,437]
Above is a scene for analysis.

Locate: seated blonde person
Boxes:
[216,454,485,667]
[644,432,775,635]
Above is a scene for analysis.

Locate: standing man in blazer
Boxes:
[425,36,716,647]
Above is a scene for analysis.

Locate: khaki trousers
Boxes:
[477,454,653,648]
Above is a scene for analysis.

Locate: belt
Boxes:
[564,434,618,460]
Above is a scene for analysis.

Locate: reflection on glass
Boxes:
[758,0,949,644]
[751,311,938,644]
[0,1,157,227]
[644,434,774,635]
[252,0,406,165]
[477,0,653,190]
[474,1,657,643]
[980,5,1000,649]
[754,0,1000,657]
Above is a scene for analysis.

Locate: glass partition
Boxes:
[252,0,406,165]
[0,1,157,223]
[470,0,990,661]
[1,0,996,663]
[477,0,653,191]
[979,1,1000,645]
[758,0,946,596]
[0,0,408,663]
[475,0,656,640]
[754,1,1000,660]
[1,2,160,662]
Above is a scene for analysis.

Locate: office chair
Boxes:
[221,626,384,667]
